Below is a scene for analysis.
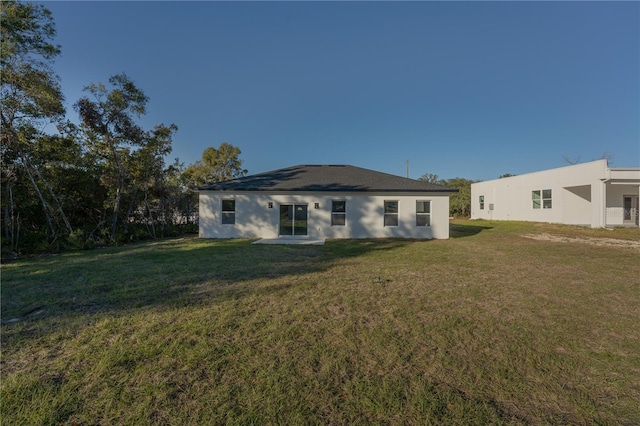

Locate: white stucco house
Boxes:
[471,160,640,228]
[198,164,457,241]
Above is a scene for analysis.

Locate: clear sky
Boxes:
[41,1,639,181]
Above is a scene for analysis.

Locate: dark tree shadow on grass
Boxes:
[449,222,493,238]
[1,237,421,339]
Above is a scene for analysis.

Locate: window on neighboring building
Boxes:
[221,199,235,224]
[532,191,540,209]
[416,201,431,226]
[532,190,552,209]
[384,200,399,226]
[479,195,485,210]
[332,200,346,226]
[542,189,552,209]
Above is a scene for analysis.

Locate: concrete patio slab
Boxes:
[252,238,326,245]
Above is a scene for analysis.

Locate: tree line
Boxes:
[417,174,474,218]
[417,172,518,217]
[2,1,500,256]
[1,1,246,255]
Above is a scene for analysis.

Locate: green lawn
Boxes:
[2,220,639,425]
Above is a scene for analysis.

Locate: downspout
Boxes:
[602,180,608,228]
[600,178,610,228]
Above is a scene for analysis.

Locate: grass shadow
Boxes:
[1,236,417,330]
[3,223,640,425]
[449,221,493,238]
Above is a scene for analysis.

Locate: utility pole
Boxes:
[406,159,409,178]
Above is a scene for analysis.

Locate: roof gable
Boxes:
[198,165,457,193]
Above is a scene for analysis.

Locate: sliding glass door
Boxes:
[623,196,639,225]
[279,204,308,236]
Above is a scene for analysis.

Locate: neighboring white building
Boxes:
[198,165,457,241]
[471,160,640,228]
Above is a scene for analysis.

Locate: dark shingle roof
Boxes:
[198,165,457,193]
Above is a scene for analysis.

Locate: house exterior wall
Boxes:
[561,185,591,225]
[199,191,451,239]
[471,160,640,228]
[605,183,640,226]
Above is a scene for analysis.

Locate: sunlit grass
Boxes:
[2,221,639,424]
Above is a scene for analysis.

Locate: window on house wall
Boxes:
[416,201,431,226]
[532,190,552,209]
[479,195,485,210]
[221,199,235,224]
[332,200,346,226]
[384,200,399,226]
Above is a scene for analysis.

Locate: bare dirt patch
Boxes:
[523,233,640,249]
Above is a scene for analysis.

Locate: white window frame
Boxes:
[542,189,552,209]
[479,195,485,210]
[532,189,552,209]
[416,200,431,227]
[331,200,346,226]
[221,199,236,224]
[384,200,399,227]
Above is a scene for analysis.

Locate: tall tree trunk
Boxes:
[21,155,56,238]
[110,186,122,241]
[124,186,139,227]
[144,191,156,239]
[3,180,15,249]
[32,163,73,234]
[15,211,21,252]
[3,182,11,240]
[107,137,127,241]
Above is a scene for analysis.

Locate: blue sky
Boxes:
[42,1,639,181]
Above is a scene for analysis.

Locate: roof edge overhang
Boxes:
[197,188,459,193]
[605,180,640,185]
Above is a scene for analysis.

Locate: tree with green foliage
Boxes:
[1,2,199,254]
[162,158,198,227]
[183,142,247,187]
[417,173,440,184]
[441,177,474,217]
[124,123,178,237]
[75,73,178,241]
[0,1,64,124]
[1,0,74,250]
[75,73,147,240]
[418,171,474,217]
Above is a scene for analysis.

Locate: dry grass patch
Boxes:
[523,232,640,249]
[2,221,639,424]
